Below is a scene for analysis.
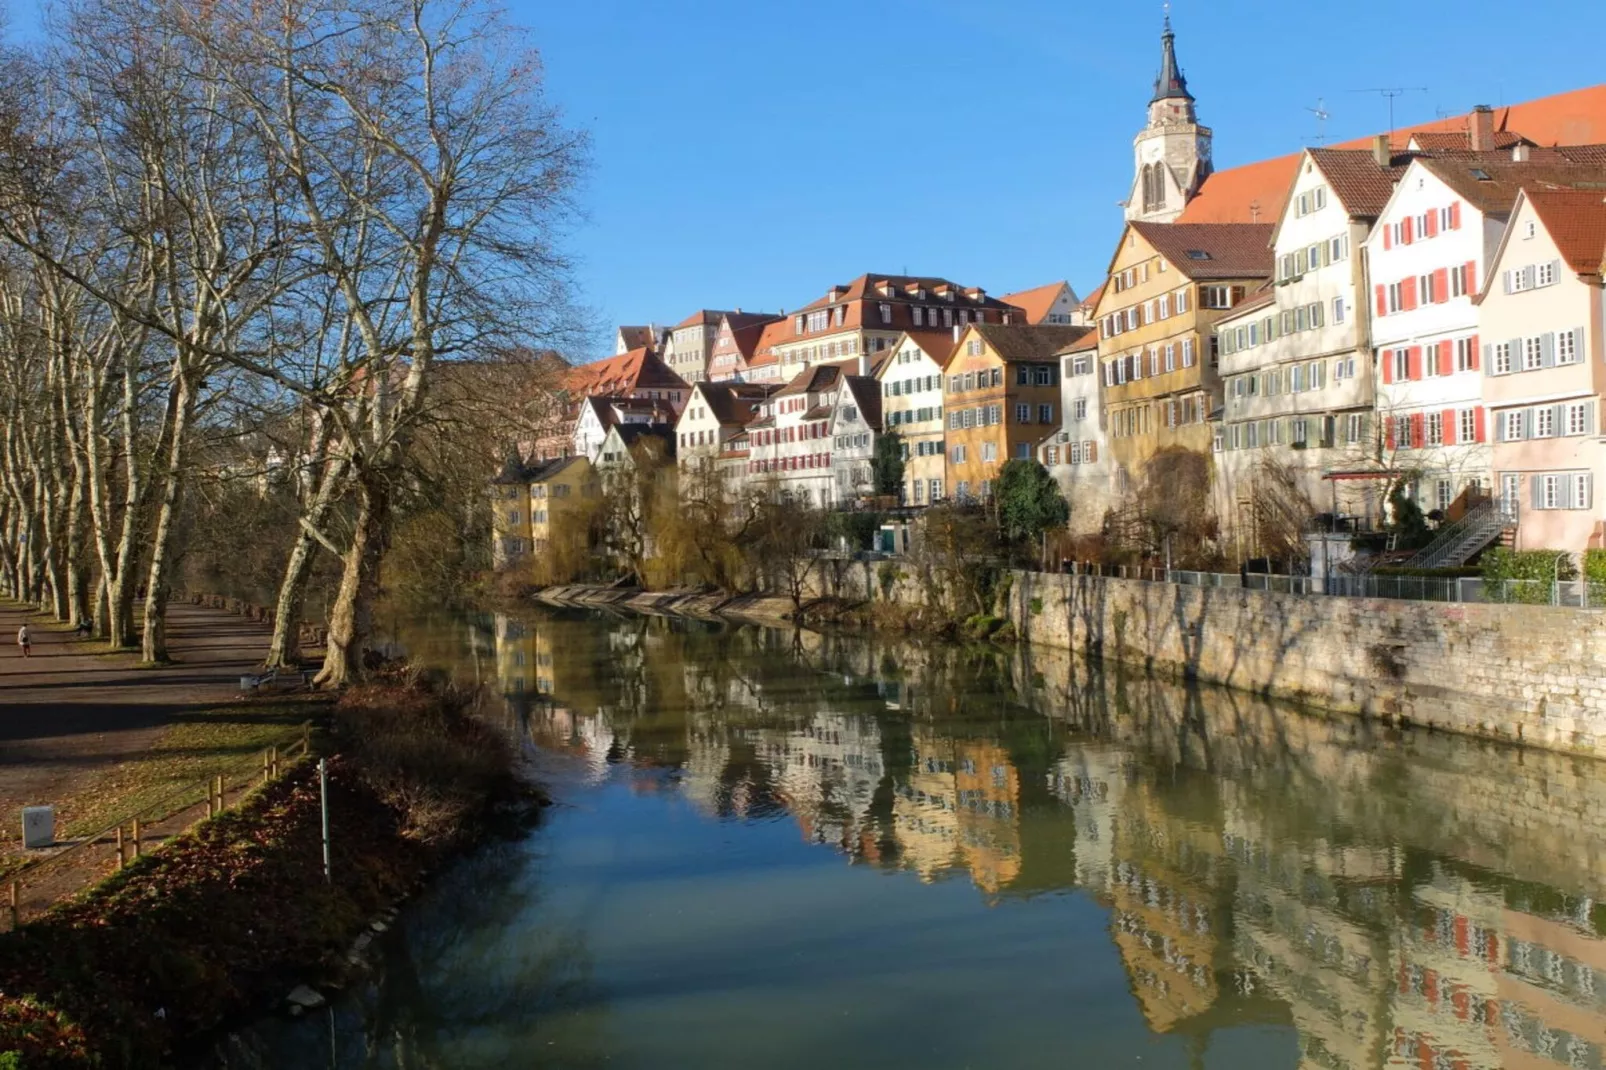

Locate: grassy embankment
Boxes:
[0,670,530,1068]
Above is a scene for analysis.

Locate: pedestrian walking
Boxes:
[16,624,31,658]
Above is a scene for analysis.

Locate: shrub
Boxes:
[1481,548,1574,604]
[333,670,518,846]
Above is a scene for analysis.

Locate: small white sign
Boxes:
[21,806,54,849]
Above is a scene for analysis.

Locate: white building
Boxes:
[875,330,954,506]
[674,381,776,480]
[1000,281,1085,326]
[745,363,848,506]
[1040,328,1112,532]
[571,396,675,461]
[1214,145,1396,530]
[1365,148,1606,513]
[829,375,884,505]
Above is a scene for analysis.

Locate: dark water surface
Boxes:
[216,609,1606,1069]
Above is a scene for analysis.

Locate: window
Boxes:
[1535,406,1556,438]
[966,338,983,356]
[1329,234,1348,262]
[1034,366,1054,386]
[1345,413,1365,445]
[1175,288,1191,314]
[1392,415,1412,449]
[1291,364,1305,392]
[1419,273,1436,304]
[1567,402,1591,436]
[1016,443,1031,460]
[1015,403,1031,424]
[1291,417,1308,445]
[1524,220,1537,239]
[1426,412,1444,446]
[1459,408,1476,443]
[1494,342,1513,375]
[1523,336,1544,371]
[1450,263,1468,298]
[951,445,967,464]
[912,307,924,327]
[1502,410,1524,440]
[879,303,892,324]
[1071,356,1092,376]
[1201,286,1235,309]
[1182,338,1195,367]
[1039,404,1053,424]
[1537,261,1557,287]
[1391,349,1409,381]
[1386,282,1404,313]
[991,368,1003,387]
[981,442,997,463]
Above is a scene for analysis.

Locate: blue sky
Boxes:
[10,2,1602,359]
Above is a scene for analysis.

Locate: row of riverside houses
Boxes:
[495,15,1606,570]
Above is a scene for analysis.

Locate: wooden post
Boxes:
[270,745,279,779]
[303,721,311,755]
[263,750,271,785]
[214,775,224,813]
[131,819,141,859]
[8,881,17,930]
[115,826,125,869]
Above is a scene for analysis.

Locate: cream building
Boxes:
[1480,188,1606,552]
[875,330,954,505]
[829,375,883,506]
[745,363,848,506]
[674,381,776,480]
[1040,329,1112,531]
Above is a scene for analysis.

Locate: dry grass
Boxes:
[332,668,516,846]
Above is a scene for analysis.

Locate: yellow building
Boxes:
[944,323,1091,501]
[490,457,535,568]
[528,455,597,556]
[1094,222,1273,494]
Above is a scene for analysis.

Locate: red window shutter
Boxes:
[1383,226,1393,251]
[1402,217,1414,244]
[1450,202,1461,229]
[1440,340,1453,374]
[1402,277,1417,310]
[1411,413,1425,447]
[1465,260,1478,296]
[1407,346,1423,380]
[1087,442,1097,463]
[1468,334,1480,370]
[1375,284,1387,316]
[1381,350,1394,384]
[1385,420,1396,449]
[1474,407,1487,442]
[1443,408,1457,445]
[1425,212,1438,238]
[1433,268,1450,304]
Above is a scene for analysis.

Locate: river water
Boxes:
[216,608,1606,1069]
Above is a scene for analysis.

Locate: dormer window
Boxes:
[1185,250,1211,261]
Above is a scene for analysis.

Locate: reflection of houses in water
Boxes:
[1389,867,1606,1070]
[1048,745,1130,891]
[891,729,1023,895]
[763,712,883,855]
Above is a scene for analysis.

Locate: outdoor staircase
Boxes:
[1400,499,1517,570]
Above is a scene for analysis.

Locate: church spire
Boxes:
[1151,12,1192,104]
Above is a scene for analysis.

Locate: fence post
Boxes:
[215,775,225,813]
[115,826,125,869]
[270,745,279,779]
[8,881,16,930]
[131,818,141,859]
[263,750,271,786]
[319,758,332,884]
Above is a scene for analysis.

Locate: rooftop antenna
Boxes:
[1304,97,1331,145]
[1349,87,1428,139]
[1248,200,1260,223]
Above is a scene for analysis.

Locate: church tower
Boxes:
[1125,15,1213,224]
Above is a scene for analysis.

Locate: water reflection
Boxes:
[229,609,1606,1069]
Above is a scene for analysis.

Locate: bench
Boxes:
[240,668,315,693]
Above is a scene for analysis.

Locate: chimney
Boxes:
[952,324,962,343]
[1371,134,1390,167]
[1470,105,1495,151]
[1512,143,1531,162]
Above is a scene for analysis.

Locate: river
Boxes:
[214,607,1606,1069]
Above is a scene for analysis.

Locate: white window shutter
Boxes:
[1483,343,1494,371]
[1503,270,1513,294]
[1542,332,1557,368]
[1523,265,1536,289]
[1586,474,1595,511]
[1532,476,1544,510]
[1551,258,1562,284]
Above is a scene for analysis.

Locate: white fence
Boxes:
[1067,565,1606,609]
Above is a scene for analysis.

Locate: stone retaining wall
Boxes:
[1006,570,1606,757]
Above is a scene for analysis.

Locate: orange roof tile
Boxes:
[563,347,688,397]
[1179,84,1606,225]
[998,281,1071,324]
[1525,189,1606,276]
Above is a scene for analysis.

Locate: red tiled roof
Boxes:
[971,324,1092,363]
[1416,150,1606,218]
[1409,130,1529,151]
[564,347,689,397]
[1524,189,1606,276]
[998,281,1071,324]
[842,376,883,431]
[1304,148,1413,219]
[1129,222,1275,280]
[1055,329,1103,356]
[692,382,778,427]
[1178,84,1606,225]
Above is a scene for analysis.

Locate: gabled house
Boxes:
[1096,221,1274,497]
[564,347,690,410]
[572,396,677,461]
[1000,281,1084,326]
[706,311,785,382]
[749,274,1023,385]
[876,330,957,506]
[675,381,777,479]
[945,324,1090,501]
[1365,147,1606,514]
[663,310,780,384]
[1214,143,1404,537]
[614,325,665,355]
[528,456,597,557]
[1039,329,1111,532]
[1479,188,1606,552]
[829,375,884,505]
[746,363,849,507]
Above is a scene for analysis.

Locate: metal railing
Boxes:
[0,723,314,930]
[1059,564,1606,609]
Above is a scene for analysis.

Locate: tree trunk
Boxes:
[266,447,347,669]
[314,475,389,689]
[140,374,194,664]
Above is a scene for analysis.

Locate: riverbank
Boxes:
[0,670,535,1069]
[528,568,1606,760]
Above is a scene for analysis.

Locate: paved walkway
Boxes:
[0,600,272,839]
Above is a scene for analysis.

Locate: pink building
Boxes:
[1480,188,1606,552]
